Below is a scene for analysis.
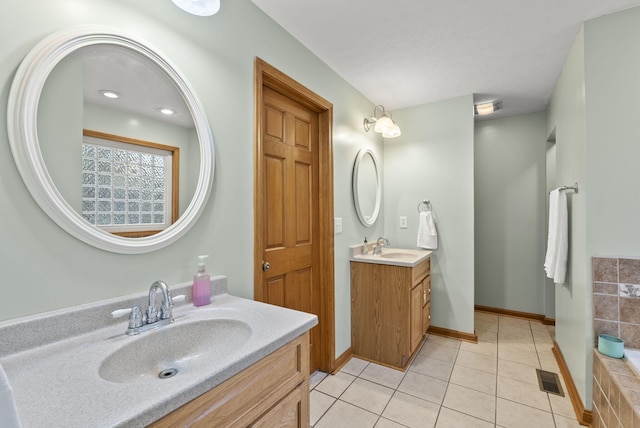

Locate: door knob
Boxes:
[262,261,271,271]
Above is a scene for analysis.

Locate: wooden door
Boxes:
[254,59,334,374]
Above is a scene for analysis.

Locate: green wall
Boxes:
[383,95,476,334]
[474,113,547,315]
[0,0,382,359]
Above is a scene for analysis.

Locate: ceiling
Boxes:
[250,0,640,120]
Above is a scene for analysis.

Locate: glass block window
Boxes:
[82,131,178,236]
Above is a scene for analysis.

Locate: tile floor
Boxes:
[309,311,582,428]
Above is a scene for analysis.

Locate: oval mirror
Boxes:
[352,148,381,227]
[7,26,214,254]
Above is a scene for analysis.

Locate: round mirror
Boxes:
[352,148,381,227]
[7,26,214,253]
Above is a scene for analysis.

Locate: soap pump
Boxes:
[192,255,211,307]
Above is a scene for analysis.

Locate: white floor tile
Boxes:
[310,370,329,389]
[340,378,395,415]
[456,349,497,374]
[314,313,582,428]
[496,398,555,428]
[435,407,495,428]
[382,391,440,428]
[397,370,448,405]
[314,399,378,428]
[310,390,336,426]
[449,363,497,395]
[497,376,551,412]
[340,357,370,376]
[315,371,356,398]
[409,354,454,381]
[359,362,406,389]
[442,383,496,423]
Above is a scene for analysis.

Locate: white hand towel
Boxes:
[0,364,21,428]
[417,211,438,250]
[544,188,568,284]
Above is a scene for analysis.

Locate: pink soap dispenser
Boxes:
[192,255,211,307]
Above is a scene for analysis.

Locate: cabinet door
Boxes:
[251,383,307,428]
[423,300,431,335]
[410,284,423,352]
[422,275,431,335]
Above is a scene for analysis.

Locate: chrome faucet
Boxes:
[111,280,184,336]
[146,280,173,324]
[373,236,390,255]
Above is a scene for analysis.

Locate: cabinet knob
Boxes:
[428,315,431,320]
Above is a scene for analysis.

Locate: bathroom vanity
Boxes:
[0,276,317,427]
[350,247,432,369]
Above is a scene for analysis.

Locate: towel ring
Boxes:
[417,200,432,212]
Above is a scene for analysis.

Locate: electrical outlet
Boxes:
[400,216,408,229]
[334,217,342,234]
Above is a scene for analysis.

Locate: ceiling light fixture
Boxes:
[474,100,501,116]
[171,0,220,16]
[100,90,121,99]
[158,108,175,115]
[363,105,402,138]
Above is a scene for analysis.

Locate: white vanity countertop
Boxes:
[349,245,432,267]
[0,277,317,428]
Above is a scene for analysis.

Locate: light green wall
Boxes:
[0,0,380,359]
[546,25,590,407]
[584,7,640,257]
[383,95,475,334]
[474,113,547,315]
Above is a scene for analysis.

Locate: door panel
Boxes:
[258,85,321,373]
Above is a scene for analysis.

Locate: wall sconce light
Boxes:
[363,105,402,138]
[171,0,220,16]
[474,100,501,116]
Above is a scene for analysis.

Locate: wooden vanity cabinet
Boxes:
[148,332,309,428]
[351,257,431,369]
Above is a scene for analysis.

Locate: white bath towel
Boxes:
[0,364,21,428]
[544,188,568,284]
[417,211,438,250]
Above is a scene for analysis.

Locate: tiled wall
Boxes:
[592,350,640,428]
[593,257,640,348]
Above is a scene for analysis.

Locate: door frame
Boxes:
[253,57,335,373]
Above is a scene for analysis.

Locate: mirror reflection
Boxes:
[352,148,381,227]
[37,44,199,237]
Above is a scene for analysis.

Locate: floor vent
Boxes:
[536,369,564,397]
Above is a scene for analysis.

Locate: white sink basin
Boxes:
[99,318,252,384]
[379,252,416,260]
[350,246,431,267]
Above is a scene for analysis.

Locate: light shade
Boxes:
[363,105,401,138]
[171,0,220,16]
[382,123,402,138]
[374,115,394,133]
[474,100,501,116]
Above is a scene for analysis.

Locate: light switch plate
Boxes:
[334,217,342,234]
[400,216,408,229]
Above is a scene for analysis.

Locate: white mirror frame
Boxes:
[352,148,381,227]
[7,25,215,254]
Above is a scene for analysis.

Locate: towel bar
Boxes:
[550,182,578,194]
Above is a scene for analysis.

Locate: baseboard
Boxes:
[331,347,353,374]
[474,305,556,325]
[552,341,593,427]
[427,325,477,343]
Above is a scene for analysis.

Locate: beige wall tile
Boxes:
[593,257,619,282]
[620,323,640,348]
[620,258,640,285]
[620,297,640,324]
[619,395,633,428]
[594,282,620,294]
[594,294,620,321]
